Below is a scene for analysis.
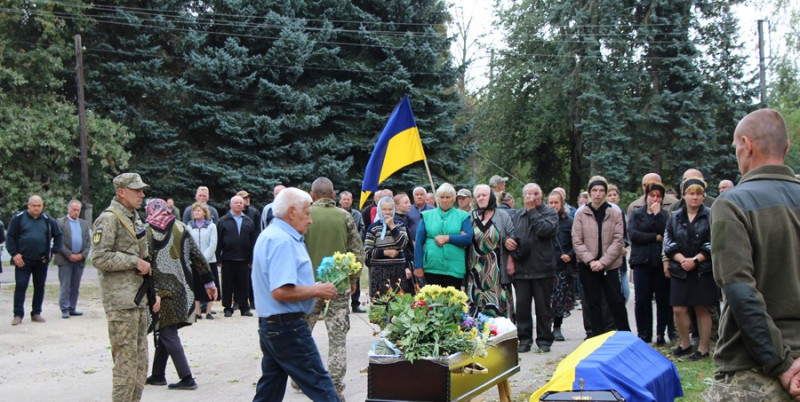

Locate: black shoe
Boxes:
[69,311,83,316]
[241,310,253,317]
[195,314,203,320]
[168,376,197,390]
[62,311,70,319]
[536,345,551,353]
[351,305,366,313]
[553,327,565,342]
[223,310,233,317]
[519,344,532,353]
[205,313,214,320]
[146,375,167,386]
[672,344,693,357]
[638,334,652,344]
[688,351,710,361]
[656,335,666,347]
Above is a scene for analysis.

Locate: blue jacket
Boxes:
[6,210,63,263]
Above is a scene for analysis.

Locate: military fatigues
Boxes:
[91,198,150,402]
[303,198,365,399]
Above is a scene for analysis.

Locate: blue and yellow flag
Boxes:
[532,331,683,402]
[360,96,426,208]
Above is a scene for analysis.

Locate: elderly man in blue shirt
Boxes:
[251,187,339,402]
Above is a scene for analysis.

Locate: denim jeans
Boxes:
[14,259,49,317]
[253,318,338,402]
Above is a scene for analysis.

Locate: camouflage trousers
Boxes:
[704,369,793,401]
[106,308,149,402]
[307,290,351,395]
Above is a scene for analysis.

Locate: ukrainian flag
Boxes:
[360,96,426,208]
[532,331,683,401]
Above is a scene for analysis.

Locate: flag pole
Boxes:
[422,158,438,208]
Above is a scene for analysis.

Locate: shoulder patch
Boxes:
[93,227,103,244]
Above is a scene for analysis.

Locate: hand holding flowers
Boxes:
[316,251,362,315]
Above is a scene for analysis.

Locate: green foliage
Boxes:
[369,285,489,363]
[0,0,130,220]
[80,0,465,210]
[478,0,754,201]
[768,2,800,172]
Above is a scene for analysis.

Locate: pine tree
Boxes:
[81,0,464,210]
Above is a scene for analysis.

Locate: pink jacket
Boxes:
[571,203,625,270]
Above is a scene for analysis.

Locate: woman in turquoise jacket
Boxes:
[414,183,474,288]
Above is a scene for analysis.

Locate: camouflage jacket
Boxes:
[90,198,149,312]
[306,198,365,284]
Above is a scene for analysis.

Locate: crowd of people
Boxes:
[3,108,800,401]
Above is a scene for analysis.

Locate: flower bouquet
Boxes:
[316,251,362,315]
[369,284,493,363]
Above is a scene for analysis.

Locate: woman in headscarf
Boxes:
[664,177,715,361]
[628,181,673,346]
[143,199,217,390]
[572,176,631,338]
[547,189,575,341]
[364,196,409,297]
[187,202,219,319]
[466,184,513,317]
[414,183,474,288]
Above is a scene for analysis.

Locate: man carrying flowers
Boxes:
[251,187,339,402]
[303,177,366,401]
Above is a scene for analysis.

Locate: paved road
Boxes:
[0,263,635,401]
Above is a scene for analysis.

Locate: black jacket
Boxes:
[552,213,576,274]
[507,205,558,279]
[628,207,668,267]
[215,212,258,263]
[6,211,63,263]
[663,206,712,279]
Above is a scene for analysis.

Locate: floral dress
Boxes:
[466,212,509,317]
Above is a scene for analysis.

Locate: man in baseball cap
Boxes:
[236,190,261,229]
[113,173,149,190]
[456,188,473,212]
[489,175,508,201]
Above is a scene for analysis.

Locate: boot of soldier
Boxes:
[553,326,565,342]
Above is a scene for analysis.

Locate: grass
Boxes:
[654,343,716,401]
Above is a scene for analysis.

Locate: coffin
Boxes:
[367,330,520,401]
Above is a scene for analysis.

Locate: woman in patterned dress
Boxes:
[466,184,514,317]
[143,199,217,389]
[364,196,409,297]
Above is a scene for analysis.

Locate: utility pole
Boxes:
[757,19,767,107]
[75,34,93,222]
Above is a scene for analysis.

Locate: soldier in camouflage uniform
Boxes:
[303,177,365,401]
[91,173,158,402]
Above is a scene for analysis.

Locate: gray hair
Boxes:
[311,177,335,198]
[413,186,426,195]
[68,199,82,208]
[521,183,541,196]
[473,184,490,196]
[339,190,352,198]
[272,187,312,218]
[436,183,456,198]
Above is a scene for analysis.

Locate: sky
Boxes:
[450,1,782,92]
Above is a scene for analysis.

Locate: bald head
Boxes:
[683,169,704,180]
[310,177,335,200]
[734,109,789,175]
[718,180,734,194]
[273,185,286,196]
[642,173,662,192]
